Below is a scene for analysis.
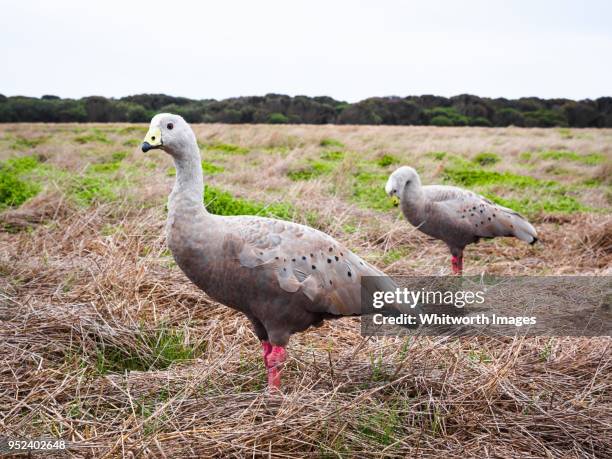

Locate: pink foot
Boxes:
[265,345,287,390]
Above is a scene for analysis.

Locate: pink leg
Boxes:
[451,255,463,275]
[265,345,287,390]
[261,341,272,369]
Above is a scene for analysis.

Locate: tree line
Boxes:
[1,93,611,127]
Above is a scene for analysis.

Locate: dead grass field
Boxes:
[0,123,611,458]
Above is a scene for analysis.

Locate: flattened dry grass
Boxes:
[0,123,611,457]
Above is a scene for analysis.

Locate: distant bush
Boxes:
[268,113,289,124]
[524,109,567,127]
[426,107,468,126]
[430,115,453,126]
[468,117,492,127]
[1,92,610,127]
[493,108,525,126]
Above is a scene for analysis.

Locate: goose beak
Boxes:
[391,195,400,207]
[141,127,162,152]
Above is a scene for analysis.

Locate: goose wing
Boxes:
[226,216,397,316]
[424,185,537,242]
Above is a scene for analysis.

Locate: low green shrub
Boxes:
[377,154,399,167]
[320,150,345,161]
[204,186,294,220]
[320,138,345,148]
[74,130,110,144]
[203,142,249,155]
[287,161,333,181]
[268,113,289,124]
[201,160,224,175]
[473,152,500,166]
[10,136,48,150]
[538,150,604,165]
[0,156,41,207]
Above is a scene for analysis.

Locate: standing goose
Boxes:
[141,114,415,390]
[385,166,538,274]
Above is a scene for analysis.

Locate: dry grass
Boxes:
[0,124,611,457]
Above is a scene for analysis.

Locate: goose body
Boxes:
[385,166,538,273]
[142,114,412,389]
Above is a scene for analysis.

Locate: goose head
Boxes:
[141,113,197,159]
[385,166,422,206]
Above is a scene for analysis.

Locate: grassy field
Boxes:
[0,123,611,457]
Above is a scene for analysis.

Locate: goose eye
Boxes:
[405,180,411,186]
[167,122,174,130]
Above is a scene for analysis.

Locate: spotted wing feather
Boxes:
[424,185,537,243]
[231,216,393,315]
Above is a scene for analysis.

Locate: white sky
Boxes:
[2,0,611,102]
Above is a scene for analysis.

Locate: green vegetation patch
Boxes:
[0,155,41,208]
[87,151,128,173]
[10,136,48,150]
[204,186,294,220]
[287,161,333,181]
[357,408,401,447]
[123,139,140,147]
[74,129,110,144]
[473,152,500,166]
[320,138,345,148]
[537,150,604,165]
[117,125,148,135]
[88,162,121,173]
[94,324,205,374]
[381,248,409,265]
[201,160,224,175]
[426,151,447,161]
[482,192,587,214]
[69,175,120,204]
[202,142,249,155]
[443,159,589,215]
[443,164,545,188]
[351,170,395,211]
[320,150,345,161]
[377,154,400,167]
[65,153,132,204]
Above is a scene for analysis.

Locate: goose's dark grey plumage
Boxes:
[142,114,413,389]
[385,166,538,274]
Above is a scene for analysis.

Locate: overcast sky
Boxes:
[2,0,611,102]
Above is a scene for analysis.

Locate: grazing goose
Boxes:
[385,166,538,274]
[141,114,415,390]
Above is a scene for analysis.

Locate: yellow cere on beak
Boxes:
[141,127,162,153]
[391,195,400,207]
